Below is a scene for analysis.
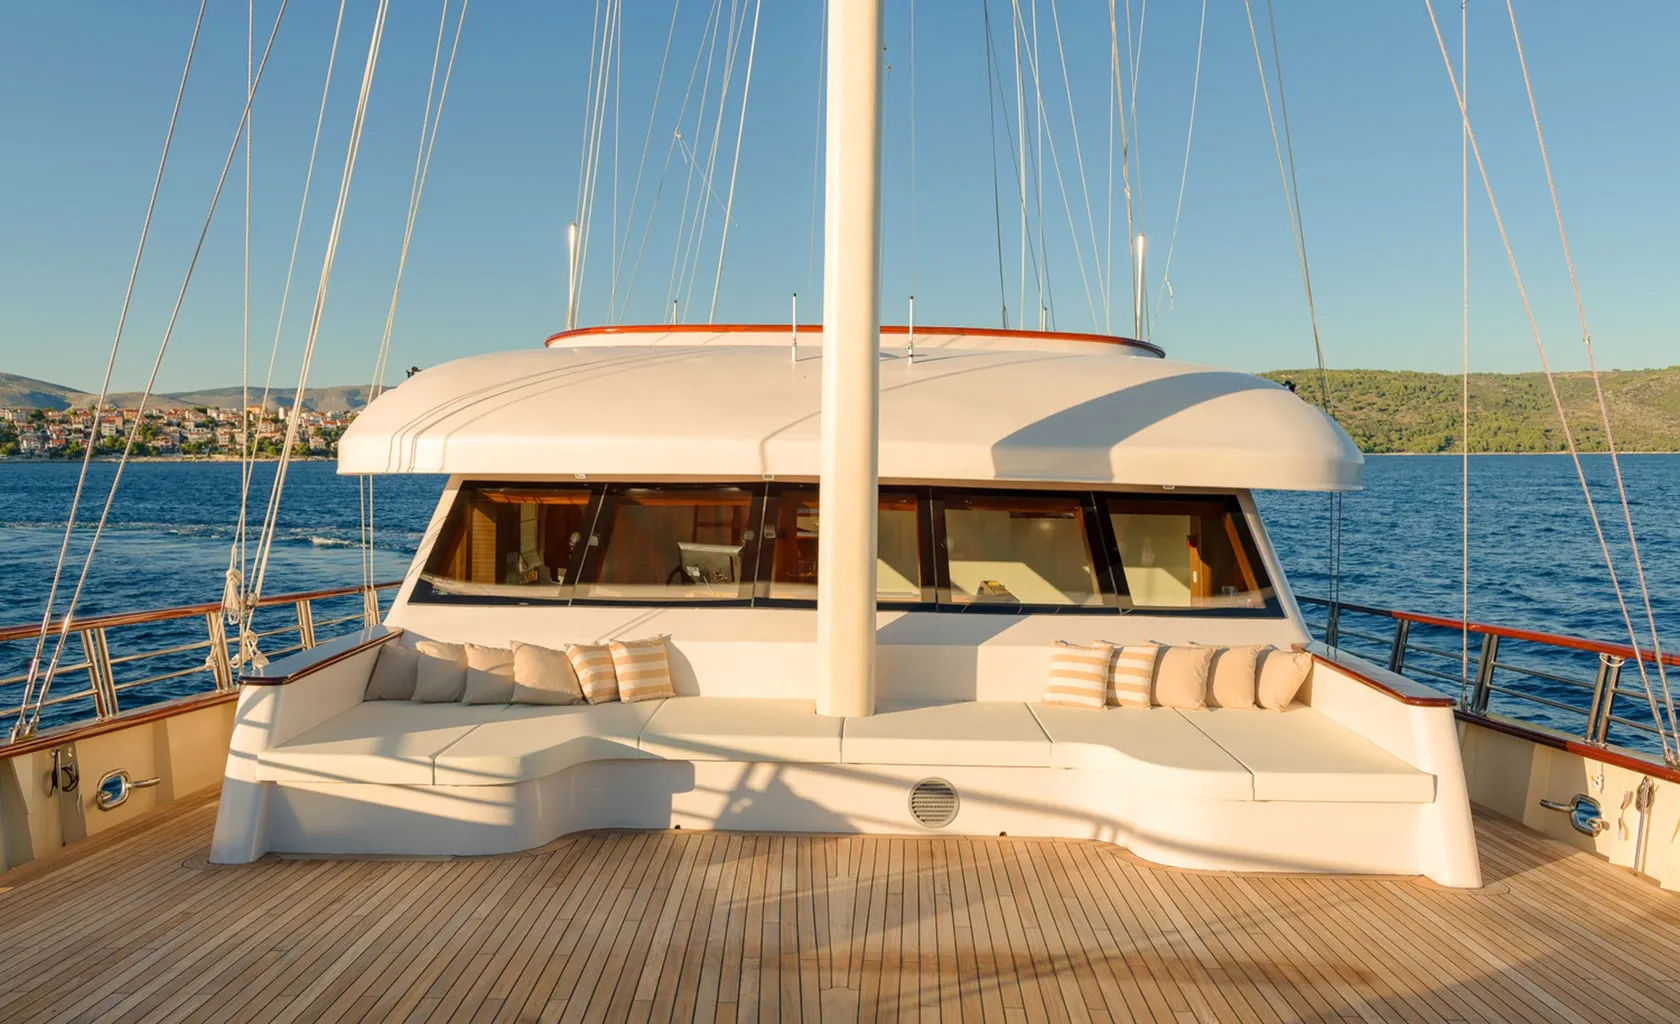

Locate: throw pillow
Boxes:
[1153,645,1216,710]
[1045,642,1112,709]
[363,643,419,701]
[1258,647,1314,710]
[1208,645,1264,710]
[608,636,677,702]
[567,643,620,704]
[1106,643,1160,707]
[412,639,468,703]
[511,641,585,705]
[461,643,516,704]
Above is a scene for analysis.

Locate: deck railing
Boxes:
[0,580,402,735]
[1298,594,1680,755]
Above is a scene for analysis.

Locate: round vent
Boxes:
[908,778,960,829]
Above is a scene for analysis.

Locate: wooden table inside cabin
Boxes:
[1,791,1677,1023]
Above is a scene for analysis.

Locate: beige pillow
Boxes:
[363,644,419,701]
[461,643,516,704]
[609,636,677,702]
[1258,648,1314,710]
[511,641,585,705]
[412,640,468,703]
[1045,642,1111,709]
[567,643,620,704]
[1106,643,1159,707]
[1153,645,1215,710]
[1208,645,1264,709]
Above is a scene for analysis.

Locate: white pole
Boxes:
[1132,232,1146,339]
[907,294,915,363]
[565,221,579,331]
[816,0,883,718]
[792,292,799,361]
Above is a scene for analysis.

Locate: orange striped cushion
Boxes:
[608,636,676,703]
[1107,643,1160,707]
[566,643,620,704]
[1045,642,1112,710]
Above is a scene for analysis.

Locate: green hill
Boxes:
[1262,367,1680,454]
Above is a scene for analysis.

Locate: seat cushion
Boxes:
[1183,706,1435,803]
[432,701,664,786]
[257,702,508,785]
[844,702,1052,767]
[639,697,842,762]
[1029,704,1253,800]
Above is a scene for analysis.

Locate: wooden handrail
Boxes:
[1310,646,1457,708]
[0,580,403,643]
[1300,594,1680,669]
[542,322,1169,358]
[238,626,401,686]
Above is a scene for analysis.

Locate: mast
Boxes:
[816,0,883,718]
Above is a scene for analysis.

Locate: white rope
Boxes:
[12,0,210,741]
[1501,0,1676,746]
[707,0,763,322]
[679,0,749,321]
[236,0,254,615]
[664,0,728,320]
[1153,0,1206,319]
[1046,0,1109,325]
[21,1,289,735]
[1422,0,1676,763]
[572,0,622,328]
[803,0,828,299]
[909,0,919,302]
[612,0,683,319]
[1459,0,1471,704]
[244,0,391,647]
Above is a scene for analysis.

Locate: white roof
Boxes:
[338,327,1361,491]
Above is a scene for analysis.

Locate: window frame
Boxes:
[409,482,601,606]
[750,483,938,609]
[929,487,1121,615]
[1096,492,1282,617]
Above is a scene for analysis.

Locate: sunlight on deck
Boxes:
[3,792,1679,1023]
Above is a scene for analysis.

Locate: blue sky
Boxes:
[1,1,1676,393]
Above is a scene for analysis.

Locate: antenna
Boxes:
[907,295,915,363]
[564,222,580,331]
[1133,233,1147,339]
[670,298,678,325]
[791,292,799,362]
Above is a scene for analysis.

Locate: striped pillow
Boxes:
[566,643,620,704]
[1045,642,1113,710]
[608,636,676,703]
[1107,643,1160,707]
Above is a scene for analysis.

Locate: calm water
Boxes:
[1,457,1676,739]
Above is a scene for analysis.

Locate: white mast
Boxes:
[816,0,883,718]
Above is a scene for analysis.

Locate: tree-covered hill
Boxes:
[1261,367,1680,454]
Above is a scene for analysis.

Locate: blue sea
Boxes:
[1,457,1676,743]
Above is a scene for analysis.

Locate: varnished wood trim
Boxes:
[1312,649,1457,707]
[542,321,1169,358]
[0,691,237,761]
[1457,712,1680,786]
[238,626,401,686]
[0,580,402,643]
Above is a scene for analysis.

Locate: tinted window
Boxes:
[937,493,1104,608]
[573,487,760,602]
[759,490,927,602]
[419,485,591,600]
[1106,496,1274,610]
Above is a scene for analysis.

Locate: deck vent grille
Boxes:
[908,778,959,829]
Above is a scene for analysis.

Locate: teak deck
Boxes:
[3,793,1679,1023]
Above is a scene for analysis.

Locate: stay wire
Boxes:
[982,2,1011,328]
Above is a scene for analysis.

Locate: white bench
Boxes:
[213,629,1479,888]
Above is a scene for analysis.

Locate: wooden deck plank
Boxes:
[6,796,1680,1023]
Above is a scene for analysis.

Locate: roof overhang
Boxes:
[339,332,1361,492]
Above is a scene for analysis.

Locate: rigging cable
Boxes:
[982,2,1011,327]
[19,1,290,736]
[1047,0,1110,325]
[679,0,749,320]
[664,0,728,320]
[910,0,919,305]
[1153,0,1206,320]
[235,0,254,626]
[1505,0,1676,746]
[1422,0,1677,762]
[11,0,210,741]
[612,0,682,319]
[1459,0,1471,705]
[803,0,829,300]
[707,0,763,321]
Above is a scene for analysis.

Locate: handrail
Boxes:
[541,321,1169,358]
[1297,594,1680,668]
[0,580,403,642]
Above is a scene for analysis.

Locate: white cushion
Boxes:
[412,640,468,703]
[568,643,619,704]
[1029,704,1253,800]
[1258,648,1314,710]
[1208,645,1263,710]
[1044,642,1110,709]
[638,697,842,762]
[609,636,676,703]
[843,702,1052,767]
[1153,645,1214,709]
[363,644,418,701]
[511,641,584,705]
[1182,706,1435,803]
[461,644,516,704]
[257,702,506,785]
[432,701,664,785]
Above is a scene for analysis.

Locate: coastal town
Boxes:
[0,403,354,459]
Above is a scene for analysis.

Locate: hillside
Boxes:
[0,372,374,414]
[1263,367,1680,454]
